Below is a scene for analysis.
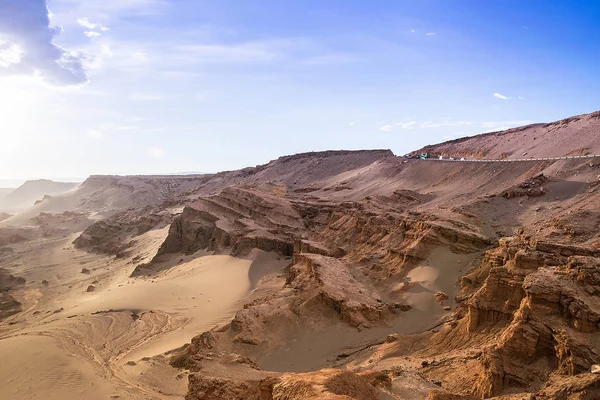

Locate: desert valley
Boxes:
[1,111,600,399]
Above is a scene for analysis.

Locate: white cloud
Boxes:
[426,32,436,36]
[77,17,108,31]
[493,92,510,100]
[77,17,96,29]
[397,121,417,129]
[410,29,415,33]
[379,124,394,132]
[518,96,525,100]
[87,129,104,139]
[0,41,24,67]
[348,122,355,126]
[0,2,88,85]
[149,146,164,158]
[84,31,101,38]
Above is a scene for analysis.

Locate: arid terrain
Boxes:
[1,110,600,399]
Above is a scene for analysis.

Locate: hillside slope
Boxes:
[2,150,393,226]
[416,110,600,160]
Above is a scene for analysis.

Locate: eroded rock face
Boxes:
[74,206,170,256]
[288,254,394,328]
[0,227,37,247]
[184,353,274,400]
[152,188,305,263]
[462,236,600,397]
[533,373,600,399]
[314,205,491,281]
[187,375,269,400]
[273,369,380,400]
[184,356,390,400]
[165,185,496,400]
[425,392,478,400]
[500,174,547,198]
[156,207,229,256]
[141,147,600,399]
[174,254,398,363]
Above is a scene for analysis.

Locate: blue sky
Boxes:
[0,0,599,181]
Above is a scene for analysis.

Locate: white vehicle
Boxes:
[460,157,467,161]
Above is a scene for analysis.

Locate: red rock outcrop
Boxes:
[461,236,600,397]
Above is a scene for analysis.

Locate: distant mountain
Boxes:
[0,179,80,213]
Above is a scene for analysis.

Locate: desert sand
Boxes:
[0,225,286,399]
[2,111,600,399]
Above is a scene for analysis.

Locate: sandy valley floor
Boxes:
[0,227,284,400]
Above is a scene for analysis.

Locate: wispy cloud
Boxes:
[348,122,355,126]
[493,92,510,100]
[130,92,165,101]
[173,38,347,68]
[442,132,467,140]
[149,146,165,158]
[297,53,357,66]
[396,120,473,129]
[479,120,535,130]
[51,0,165,26]
[84,31,101,38]
[87,129,104,139]
[425,32,436,36]
[175,39,292,64]
[388,119,535,132]
[379,124,394,132]
[98,123,140,132]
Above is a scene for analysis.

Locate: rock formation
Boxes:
[5,112,600,399]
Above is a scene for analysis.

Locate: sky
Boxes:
[0,0,599,181]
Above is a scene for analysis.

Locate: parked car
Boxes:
[420,153,430,159]
[460,157,467,161]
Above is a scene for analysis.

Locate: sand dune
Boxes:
[0,223,284,399]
